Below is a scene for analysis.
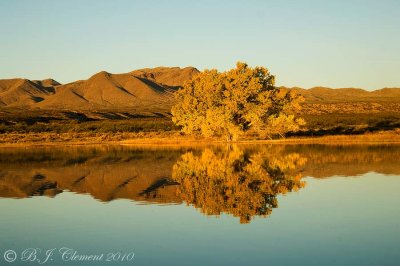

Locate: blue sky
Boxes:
[0,0,399,90]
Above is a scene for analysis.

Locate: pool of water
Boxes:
[0,144,399,265]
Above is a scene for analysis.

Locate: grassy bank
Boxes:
[1,130,400,147]
[1,111,400,146]
[2,112,400,134]
[0,118,178,134]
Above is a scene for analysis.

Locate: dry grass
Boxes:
[266,129,400,144]
[302,102,400,115]
[1,129,399,147]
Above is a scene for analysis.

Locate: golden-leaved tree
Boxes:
[172,62,305,140]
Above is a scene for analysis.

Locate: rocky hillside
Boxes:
[1,67,399,117]
[0,67,199,111]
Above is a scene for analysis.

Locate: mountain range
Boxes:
[0,67,199,111]
[1,67,399,113]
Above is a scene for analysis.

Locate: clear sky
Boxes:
[0,0,399,90]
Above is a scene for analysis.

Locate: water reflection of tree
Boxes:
[172,146,306,223]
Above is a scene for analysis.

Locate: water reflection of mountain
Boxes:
[0,145,399,222]
[287,145,400,177]
[0,146,186,202]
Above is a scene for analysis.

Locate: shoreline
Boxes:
[0,130,400,147]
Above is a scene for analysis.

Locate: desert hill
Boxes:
[130,66,200,87]
[0,67,199,112]
[0,67,399,116]
[32,79,61,87]
[288,86,400,103]
[0,78,55,107]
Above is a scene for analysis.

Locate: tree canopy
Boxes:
[172,62,305,140]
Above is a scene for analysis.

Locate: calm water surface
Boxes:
[0,144,399,266]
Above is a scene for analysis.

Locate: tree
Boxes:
[172,62,305,140]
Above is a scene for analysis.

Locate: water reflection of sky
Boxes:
[1,172,399,266]
[0,145,400,265]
